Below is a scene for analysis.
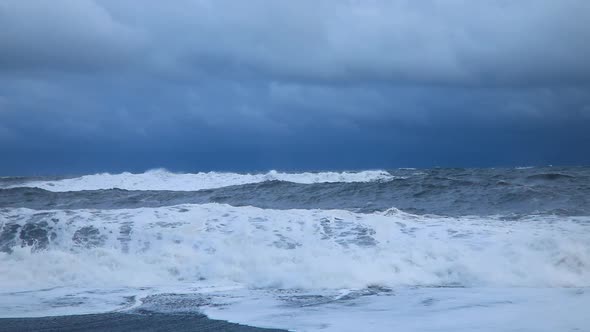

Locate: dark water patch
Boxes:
[118,222,133,254]
[279,293,334,307]
[0,215,60,252]
[421,297,438,306]
[19,221,50,251]
[0,223,21,253]
[72,226,107,249]
[0,176,69,189]
[137,293,213,314]
[526,173,575,181]
[278,286,393,308]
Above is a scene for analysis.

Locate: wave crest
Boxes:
[9,169,394,192]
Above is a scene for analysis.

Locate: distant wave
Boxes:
[8,169,395,192]
[3,167,589,216]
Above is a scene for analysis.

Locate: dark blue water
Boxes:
[1,167,588,216]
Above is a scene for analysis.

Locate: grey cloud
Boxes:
[0,0,143,72]
[2,1,590,85]
[102,0,590,85]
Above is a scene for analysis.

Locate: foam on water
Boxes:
[9,169,394,192]
[1,204,589,293]
[2,204,590,329]
[201,287,590,332]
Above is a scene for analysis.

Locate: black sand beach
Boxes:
[0,312,287,332]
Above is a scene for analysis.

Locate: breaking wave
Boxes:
[1,204,589,292]
[8,169,395,192]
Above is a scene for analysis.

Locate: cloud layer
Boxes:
[0,1,589,173]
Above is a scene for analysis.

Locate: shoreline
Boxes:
[0,311,287,332]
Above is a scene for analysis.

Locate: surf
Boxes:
[1,204,588,292]
[7,169,395,192]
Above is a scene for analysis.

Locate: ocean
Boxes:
[0,167,589,331]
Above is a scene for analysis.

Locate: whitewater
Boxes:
[1,167,589,331]
[5,169,394,192]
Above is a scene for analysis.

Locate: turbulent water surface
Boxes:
[1,167,589,331]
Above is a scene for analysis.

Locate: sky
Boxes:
[1,0,589,175]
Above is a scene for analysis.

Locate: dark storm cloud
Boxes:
[0,1,589,174]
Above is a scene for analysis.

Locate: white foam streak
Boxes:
[13,169,394,192]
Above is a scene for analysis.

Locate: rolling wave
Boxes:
[7,169,395,192]
[2,167,589,216]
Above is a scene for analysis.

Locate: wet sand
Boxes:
[0,312,287,332]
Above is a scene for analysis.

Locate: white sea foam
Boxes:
[11,169,395,192]
[1,204,590,328]
[1,204,589,293]
[202,287,590,332]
